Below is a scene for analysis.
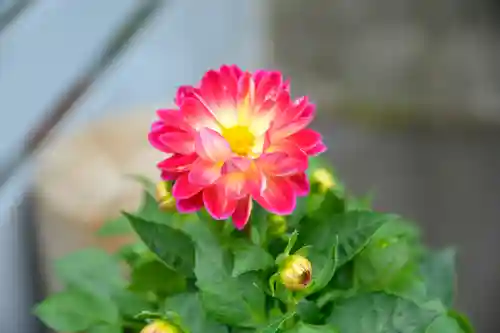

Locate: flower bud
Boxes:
[141,320,181,333]
[311,168,335,193]
[156,181,176,211]
[267,214,288,236]
[279,254,312,291]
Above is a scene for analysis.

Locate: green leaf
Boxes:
[130,259,187,296]
[232,241,274,277]
[316,191,345,217]
[123,212,195,277]
[250,203,270,245]
[288,322,338,333]
[54,248,126,295]
[258,312,296,333]
[425,315,464,333]
[384,265,427,303]
[296,300,323,324]
[180,217,266,327]
[114,242,150,266]
[112,289,154,318]
[88,323,123,333]
[300,211,396,266]
[135,191,173,225]
[354,235,412,288]
[164,292,229,333]
[97,215,134,236]
[420,249,456,307]
[327,292,442,333]
[34,289,119,332]
[448,311,474,333]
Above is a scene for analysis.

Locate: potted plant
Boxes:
[34,65,473,333]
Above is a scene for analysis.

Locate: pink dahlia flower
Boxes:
[149,65,326,229]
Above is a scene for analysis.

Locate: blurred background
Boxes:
[0,0,499,332]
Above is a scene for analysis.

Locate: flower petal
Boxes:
[203,185,237,220]
[305,141,327,156]
[161,170,180,181]
[258,152,307,176]
[188,159,222,186]
[288,129,323,151]
[232,196,253,230]
[218,172,247,199]
[159,131,195,155]
[156,109,191,131]
[176,192,204,213]
[172,173,204,199]
[181,97,219,131]
[237,72,255,125]
[288,173,310,196]
[158,154,198,173]
[195,128,232,162]
[255,71,283,106]
[253,176,296,215]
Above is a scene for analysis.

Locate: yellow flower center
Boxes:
[222,125,255,156]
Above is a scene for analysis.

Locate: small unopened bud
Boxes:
[156,181,176,211]
[141,320,181,333]
[267,214,287,236]
[279,255,312,291]
[311,168,335,193]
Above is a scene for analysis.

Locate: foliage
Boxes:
[34,157,473,333]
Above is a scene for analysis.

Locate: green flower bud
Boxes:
[141,320,181,333]
[311,168,335,193]
[267,214,288,236]
[156,181,176,211]
[279,254,312,291]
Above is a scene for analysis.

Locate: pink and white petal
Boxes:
[195,128,232,162]
[232,196,253,230]
[296,103,316,119]
[288,173,310,196]
[181,97,219,131]
[270,115,315,142]
[304,141,327,156]
[200,70,226,107]
[156,109,191,132]
[222,156,251,174]
[267,140,307,161]
[188,159,223,186]
[148,130,170,153]
[237,72,255,125]
[172,173,203,199]
[218,172,248,199]
[175,86,198,106]
[257,152,307,176]
[157,153,198,173]
[288,129,323,151]
[253,176,296,215]
[176,192,204,213]
[151,120,164,131]
[255,71,283,106]
[219,65,239,103]
[203,185,237,220]
[159,131,195,155]
[228,65,244,78]
[249,109,275,137]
